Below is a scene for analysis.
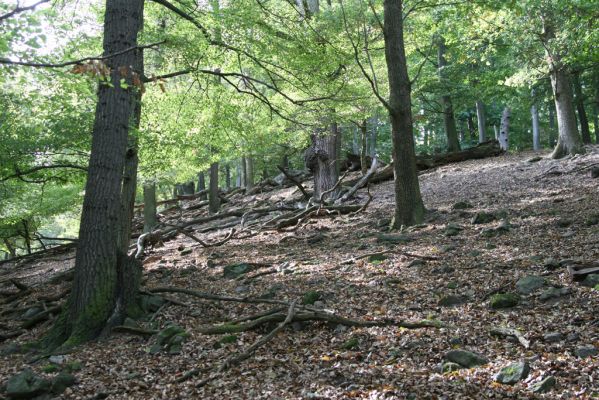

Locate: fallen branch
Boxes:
[340,249,439,265]
[490,327,530,349]
[10,279,29,291]
[21,304,62,329]
[0,330,24,342]
[277,166,310,200]
[337,157,378,203]
[174,226,236,248]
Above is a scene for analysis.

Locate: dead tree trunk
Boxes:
[305,127,339,201]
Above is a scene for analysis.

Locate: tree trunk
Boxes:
[466,114,476,143]
[383,0,424,228]
[143,183,158,233]
[241,156,247,188]
[225,164,231,190]
[369,116,378,157]
[3,238,16,258]
[476,100,487,143]
[197,171,207,200]
[572,71,591,144]
[43,0,145,350]
[245,156,254,190]
[360,120,368,175]
[306,128,339,200]
[437,36,460,153]
[209,162,220,214]
[21,220,31,255]
[499,107,510,151]
[548,101,557,146]
[594,74,599,143]
[532,102,541,151]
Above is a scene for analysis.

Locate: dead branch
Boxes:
[490,327,530,349]
[319,169,351,204]
[10,279,29,291]
[21,304,62,329]
[340,249,439,265]
[276,166,311,200]
[174,227,236,248]
[337,156,378,203]
[228,307,286,324]
[0,330,24,342]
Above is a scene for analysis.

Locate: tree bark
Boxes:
[209,162,220,214]
[245,156,254,190]
[498,107,510,151]
[197,171,207,200]
[572,71,592,144]
[532,102,541,151]
[143,183,158,233]
[476,100,487,143]
[360,120,368,175]
[43,0,145,350]
[306,128,339,200]
[241,156,247,188]
[466,113,476,143]
[225,164,231,190]
[594,73,599,143]
[437,36,460,153]
[383,0,425,228]
[548,101,557,146]
[3,238,16,258]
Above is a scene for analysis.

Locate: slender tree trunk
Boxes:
[21,220,31,255]
[466,114,476,143]
[225,164,231,190]
[44,0,145,350]
[437,36,460,152]
[476,100,487,143]
[384,0,424,228]
[245,156,254,190]
[197,171,207,200]
[493,125,499,140]
[209,162,220,214]
[360,120,368,175]
[499,107,510,151]
[548,102,557,146]
[532,102,541,151]
[352,126,359,154]
[572,71,591,144]
[594,74,599,143]
[143,183,158,233]
[369,116,378,157]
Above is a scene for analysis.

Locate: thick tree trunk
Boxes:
[532,103,541,151]
[43,0,145,350]
[476,100,487,143]
[197,171,207,200]
[384,0,424,228]
[209,162,220,214]
[245,156,254,190]
[572,71,591,144]
[143,183,158,233]
[499,107,510,151]
[437,36,460,153]
[306,128,339,200]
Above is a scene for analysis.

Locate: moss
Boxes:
[302,290,321,305]
[42,364,60,373]
[341,337,359,350]
[65,361,82,372]
[220,335,238,344]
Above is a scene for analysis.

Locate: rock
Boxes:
[432,265,455,274]
[376,234,412,244]
[302,290,321,305]
[591,167,599,179]
[444,223,463,237]
[234,285,250,294]
[149,324,189,355]
[495,361,530,385]
[50,372,76,395]
[21,307,43,320]
[543,332,564,343]
[516,276,546,294]
[490,293,520,309]
[140,294,166,313]
[448,337,462,346]
[527,156,543,163]
[471,211,497,224]
[584,214,599,226]
[438,295,467,307]
[179,248,192,256]
[481,220,511,237]
[5,369,52,399]
[48,355,66,365]
[223,263,253,278]
[313,300,325,309]
[441,362,462,373]
[581,274,599,288]
[445,349,488,368]
[539,287,570,301]
[530,376,557,394]
[452,201,473,210]
[543,258,560,270]
[574,345,597,359]
[407,259,424,268]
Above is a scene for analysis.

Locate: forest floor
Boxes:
[1,147,598,399]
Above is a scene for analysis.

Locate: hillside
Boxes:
[1,148,598,399]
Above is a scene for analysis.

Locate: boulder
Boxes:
[50,372,76,395]
[516,276,546,295]
[445,349,488,368]
[539,287,570,301]
[574,345,597,359]
[5,369,51,399]
[471,211,497,224]
[495,361,530,385]
[490,293,520,309]
[530,376,557,394]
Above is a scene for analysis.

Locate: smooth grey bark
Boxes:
[44,0,145,349]
[548,102,557,146]
[476,101,487,143]
[572,71,591,144]
[360,120,368,175]
[240,156,247,188]
[493,125,499,140]
[368,116,378,157]
[235,162,242,187]
[245,156,254,190]
[532,103,541,151]
[197,171,207,200]
[209,162,220,214]
[437,36,460,152]
[143,183,158,233]
[499,107,510,151]
[383,0,424,228]
[225,164,231,190]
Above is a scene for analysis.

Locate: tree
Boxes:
[436,35,461,152]
[44,0,145,350]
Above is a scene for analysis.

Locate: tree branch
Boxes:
[0,0,49,22]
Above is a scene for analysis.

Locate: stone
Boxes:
[441,362,462,373]
[302,290,321,305]
[140,294,166,313]
[48,355,66,365]
[445,349,488,368]
[530,376,557,394]
[50,372,76,395]
[5,369,52,399]
[566,332,580,342]
[452,201,473,210]
[495,361,530,385]
[490,293,520,309]
[539,287,570,301]
[234,285,250,294]
[21,307,43,320]
[471,211,497,224]
[591,167,599,179]
[223,263,253,278]
[574,345,597,359]
[376,234,412,244]
[438,295,467,307]
[439,245,456,253]
[444,223,463,237]
[543,332,564,343]
[581,274,599,288]
[516,276,546,294]
[555,218,573,228]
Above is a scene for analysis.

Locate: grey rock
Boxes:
[439,245,457,253]
[444,223,463,237]
[438,295,467,307]
[516,276,546,295]
[234,285,250,294]
[50,372,76,395]
[6,369,52,399]
[591,167,599,179]
[448,337,462,346]
[445,349,488,368]
[543,332,564,343]
[490,293,520,309]
[22,307,43,320]
[407,259,425,268]
[441,362,462,373]
[574,345,598,359]
[48,355,66,365]
[539,287,571,301]
[566,332,580,342]
[495,361,530,385]
[471,211,497,225]
[530,376,557,394]
[581,274,599,288]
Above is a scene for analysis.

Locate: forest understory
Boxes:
[1,148,598,399]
